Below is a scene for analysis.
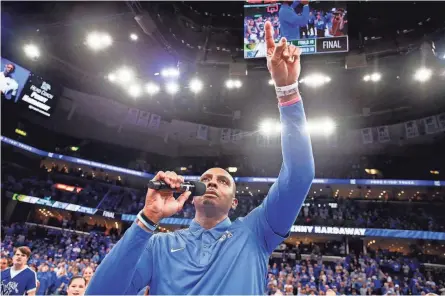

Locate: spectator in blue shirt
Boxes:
[86,22,315,295]
[36,264,51,295]
[307,11,315,36]
[279,1,310,41]
[1,246,37,296]
[315,13,327,37]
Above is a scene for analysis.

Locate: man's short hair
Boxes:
[15,246,32,258]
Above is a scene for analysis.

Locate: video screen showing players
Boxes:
[244,0,349,59]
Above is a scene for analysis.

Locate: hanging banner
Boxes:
[423,116,438,134]
[125,108,139,125]
[220,128,231,143]
[231,129,242,143]
[136,111,151,127]
[361,128,373,144]
[148,114,161,130]
[437,113,445,131]
[196,124,209,140]
[377,126,390,143]
[404,121,419,138]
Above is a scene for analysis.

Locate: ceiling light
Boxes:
[146,82,160,95]
[414,68,432,82]
[23,44,40,59]
[166,82,179,94]
[130,33,138,41]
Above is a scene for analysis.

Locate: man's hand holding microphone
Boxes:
[137,171,205,231]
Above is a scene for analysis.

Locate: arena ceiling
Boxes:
[2,1,445,130]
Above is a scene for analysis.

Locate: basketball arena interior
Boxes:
[1,1,445,295]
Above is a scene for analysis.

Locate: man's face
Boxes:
[4,64,14,75]
[194,167,237,215]
[13,250,29,266]
[0,258,8,270]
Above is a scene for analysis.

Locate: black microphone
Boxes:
[147,180,207,197]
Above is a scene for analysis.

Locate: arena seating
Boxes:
[2,162,444,232]
[1,222,444,295]
[2,142,445,295]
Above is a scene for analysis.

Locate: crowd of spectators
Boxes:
[266,247,445,295]
[1,222,444,295]
[295,201,444,232]
[2,161,444,232]
[1,222,115,295]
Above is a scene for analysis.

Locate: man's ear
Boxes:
[231,198,238,210]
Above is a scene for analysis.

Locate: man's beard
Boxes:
[202,199,216,206]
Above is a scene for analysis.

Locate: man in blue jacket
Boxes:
[279,0,310,41]
[86,21,315,295]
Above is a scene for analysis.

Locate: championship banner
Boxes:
[148,114,161,130]
[125,108,139,125]
[220,128,231,143]
[196,124,209,140]
[231,129,242,143]
[423,116,438,134]
[437,113,445,131]
[377,126,390,143]
[404,121,419,138]
[136,111,151,127]
[361,128,373,144]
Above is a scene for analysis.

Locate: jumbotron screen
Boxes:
[244,0,349,59]
[1,57,60,118]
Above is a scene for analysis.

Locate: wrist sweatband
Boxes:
[275,82,299,98]
[137,210,158,232]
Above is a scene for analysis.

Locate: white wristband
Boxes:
[137,211,158,232]
[275,82,299,98]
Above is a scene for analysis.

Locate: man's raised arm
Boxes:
[264,97,314,236]
[243,22,314,252]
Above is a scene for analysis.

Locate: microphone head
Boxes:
[189,181,207,196]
